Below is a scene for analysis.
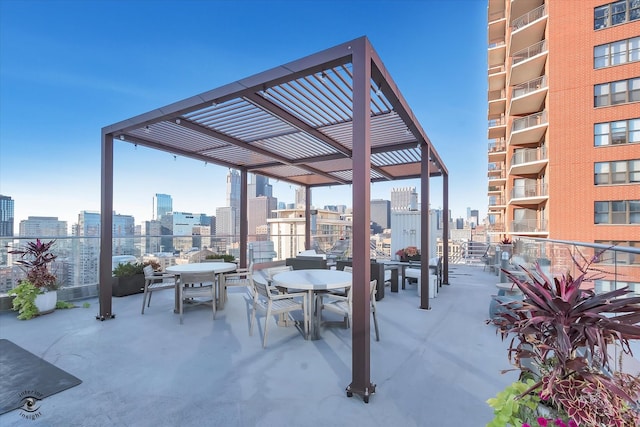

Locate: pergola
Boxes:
[100,36,449,402]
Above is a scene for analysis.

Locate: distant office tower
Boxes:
[216,206,236,252]
[469,209,479,228]
[370,199,391,231]
[153,194,172,220]
[0,195,15,237]
[226,169,241,237]
[74,211,135,285]
[141,220,162,254]
[248,196,278,241]
[19,216,68,237]
[249,174,273,198]
[390,187,418,211]
[487,1,640,244]
[295,186,307,209]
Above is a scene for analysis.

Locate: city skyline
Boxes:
[0,1,488,228]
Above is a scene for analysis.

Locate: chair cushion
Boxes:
[405,268,421,279]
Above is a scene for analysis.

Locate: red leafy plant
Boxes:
[8,239,59,291]
[489,249,640,426]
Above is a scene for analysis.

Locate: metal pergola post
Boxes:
[98,132,115,320]
[347,36,374,403]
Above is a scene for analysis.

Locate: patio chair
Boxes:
[141,265,177,314]
[178,271,216,324]
[320,279,380,341]
[263,265,293,285]
[249,276,308,348]
[219,263,253,309]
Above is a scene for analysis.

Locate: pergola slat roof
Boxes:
[104,37,447,187]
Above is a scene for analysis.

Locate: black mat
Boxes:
[0,339,82,414]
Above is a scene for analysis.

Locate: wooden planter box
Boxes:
[112,274,145,297]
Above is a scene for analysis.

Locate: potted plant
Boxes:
[8,239,60,318]
[397,246,420,262]
[112,260,159,297]
[205,253,235,263]
[487,250,640,426]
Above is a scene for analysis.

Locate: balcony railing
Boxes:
[488,138,506,152]
[511,146,547,166]
[512,75,547,99]
[510,218,548,232]
[488,116,506,128]
[512,110,547,132]
[489,196,506,206]
[488,65,505,75]
[488,89,506,102]
[512,40,547,65]
[511,181,548,199]
[511,4,546,31]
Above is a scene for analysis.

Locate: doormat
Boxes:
[0,339,82,414]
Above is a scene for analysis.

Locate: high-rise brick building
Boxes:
[487,0,639,248]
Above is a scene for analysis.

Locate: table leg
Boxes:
[390,268,399,293]
[217,273,224,310]
[174,276,180,313]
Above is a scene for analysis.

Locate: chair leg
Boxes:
[263,305,271,348]
[147,291,153,308]
[179,289,184,325]
[141,288,148,314]
[212,287,217,320]
[372,311,380,341]
[249,303,256,336]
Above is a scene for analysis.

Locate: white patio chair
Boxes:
[141,265,177,314]
[321,279,380,341]
[178,271,216,324]
[219,263,253,309]
[249,275,308,348]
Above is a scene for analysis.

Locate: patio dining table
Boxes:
[166,262,237,312]
[273,269,352,340]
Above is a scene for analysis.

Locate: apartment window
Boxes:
[595,200,640,224]
[595,78,640,106]
[595,0,640,29]
[594,37,640,68]
[594,241,640,265]
[595,280,640,293]
[594,118,640,146]
[595,159,640,184]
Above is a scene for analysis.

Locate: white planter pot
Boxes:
[35,291,57,315]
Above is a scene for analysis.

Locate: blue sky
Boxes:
[0,0,488,228]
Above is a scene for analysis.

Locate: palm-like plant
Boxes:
[490,250,640,426]
[8,239,58,291]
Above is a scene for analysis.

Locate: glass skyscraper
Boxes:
[153,193,172,220]
[0,194,15,237]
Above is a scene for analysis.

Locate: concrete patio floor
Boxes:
[0,264,517,426]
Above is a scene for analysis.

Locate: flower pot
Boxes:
[112,274,145,297]
[35,290,57,315]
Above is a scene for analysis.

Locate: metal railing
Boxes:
[488,138,506,152]
[488,116,506,128]
[512,40,547,65]
[511,146,547,166]
[510,218,548,233]
[511,181,548,199]
[512,110,547,132]
[511,4,546,31]
[512,75,547,99]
